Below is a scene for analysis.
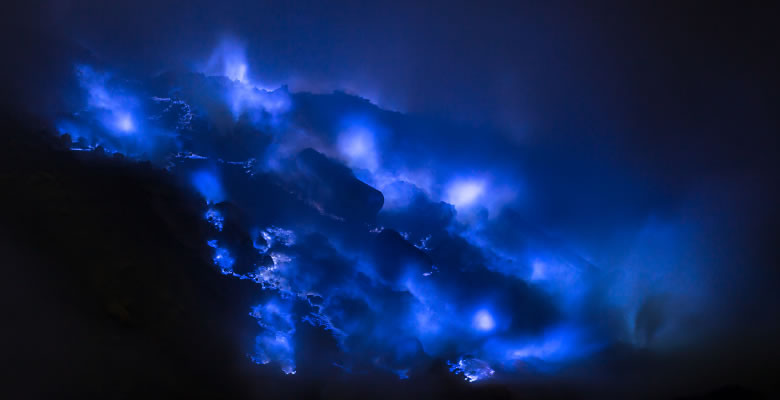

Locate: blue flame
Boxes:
[203,38,251,84]
[205,208,224,231]
[338,125,379,172]
[53,42,719,384]
[473,309,496,332]
[449,357,495,382]
[191,169,225,204]
[447,179,485,208]
[249,301,297,374]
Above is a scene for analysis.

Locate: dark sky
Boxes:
[1,1,779,398]
[7,2,776,121]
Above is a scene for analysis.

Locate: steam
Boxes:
[53,40,719,384]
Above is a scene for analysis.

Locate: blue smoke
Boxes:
[54,41,722,384]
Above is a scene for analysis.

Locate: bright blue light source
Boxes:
[213,246,235,273]
[58,55,645,381]
[115,113,135,133]
[531,260,547,281]
[449,357,495,382]
[227,62,248,84]
[204,39,250,83]
[338,127,378,171]
[191,170,225,204]
[249,301,297,375]
[447,180,485,208]
[473,309,496,331]
[205,208,224,231]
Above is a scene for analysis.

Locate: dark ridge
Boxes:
[0,115,263,398]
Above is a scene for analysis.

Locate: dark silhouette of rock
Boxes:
[293,148,384,223]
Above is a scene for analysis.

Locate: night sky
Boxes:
[1,1,778,399]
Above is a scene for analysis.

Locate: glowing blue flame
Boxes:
[449,357,495,382]
[204,39,250,83]
[473,309,496,332]
[249,301,297,375]
[446,179,485,208]
[191,170,225,204]
[115,113,135,133]
[205,208,224,231]
[54,46,715,384]
[338,126,379,172]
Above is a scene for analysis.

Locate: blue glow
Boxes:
[264,226,296,247]
[249,301,296,375]
[224,82,291,124]
[449,357,495,382]
[446,179,485,208]
[252,228,270,252]
[213,245,235,273]
[338,126,378,172]
[191,170,225,204]
[56,64,185,158]
[202,38,291,122]
[204,39,251,84]
[205,208,224,231]
[473,309,496,332]
[114,112,135,133]
[228,62,248,84]
[76,65,140,138]
[530,259,547,281]
[54,46,719,384]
